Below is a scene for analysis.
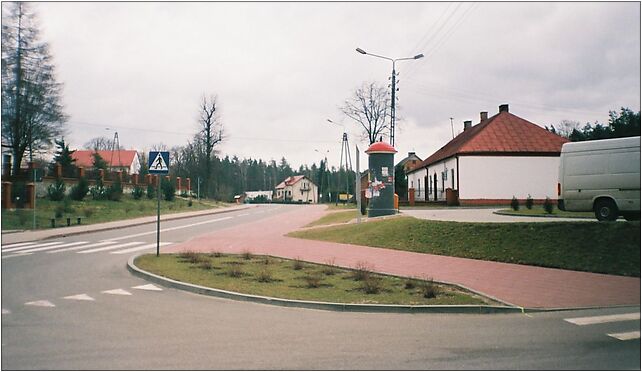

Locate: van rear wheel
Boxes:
[594,199,618,221]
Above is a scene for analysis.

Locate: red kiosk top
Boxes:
[365,141,397,154]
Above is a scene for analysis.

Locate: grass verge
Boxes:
[288,217,640,277]
[305,210,359,227]
[135,253,495,306]
[1,196,229,231]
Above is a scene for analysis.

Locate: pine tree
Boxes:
[49,138,76,177]
[2,2,66,174]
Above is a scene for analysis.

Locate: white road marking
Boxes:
[607,331,641,341]
[25,300,55,307]
[564,313,640,326]
[2,241,62,253]
[63,294,95,301]
[1,241,36,249]
[132,284,163,291]
[2,309,10,315]
[78,241,143,254]
[102,289,132,296]
[1,253,33,259]
[237,213,250,217]
[20,241,89,254]
[48,241,117,253]
[105,216,233,241]
[110,242,173,254]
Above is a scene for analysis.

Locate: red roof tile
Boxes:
[276,175,306,189]
[408,110,569,173]
[72,150,138,168]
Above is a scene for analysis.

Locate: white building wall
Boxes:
[458,156,560,200]
[407,168,427,201]
[425,157,459,201]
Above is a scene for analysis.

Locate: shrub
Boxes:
[404,279,416,290]
[209,251,223,258]
[47,178,66,201]
[351,261,374,281]
[322,257,337,275]
[304,273,323,288]
[227,263,244,278]
[188,199,193,207]
[90,178,107,200]
[256,268,273,283]
[421,278,439,299]
[179,250,200,263]
[543,197,554,214]
[70,177,89,201]
[132,186,144,200]
[147,183,156,199]
[199,260,213,270]
[510,196,519,211]
[361,275,383,294]
[293,258,304,270]
[161,178,175,201]
[107,179,123,201]
[261,256,272,265]
[241,250,253,260]
[525,194,533,210]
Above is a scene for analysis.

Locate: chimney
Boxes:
[499,104,509,113]
[408,152,415,157]
[480,111,488,121]
[463,120,472,131]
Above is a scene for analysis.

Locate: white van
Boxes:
[558,136,640,221]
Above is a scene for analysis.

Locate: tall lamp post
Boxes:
[355,47,424,148]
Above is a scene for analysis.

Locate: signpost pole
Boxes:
[356,145,361,224]
[156,175,161,257]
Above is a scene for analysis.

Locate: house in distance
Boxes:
[275,175,318,203]
[406,104,569,205]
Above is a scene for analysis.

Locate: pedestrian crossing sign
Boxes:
[148,151,170,174]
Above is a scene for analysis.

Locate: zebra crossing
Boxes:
[564,312,640,341]
[1,239,173,259]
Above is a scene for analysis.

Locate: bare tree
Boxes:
[2,2,67,174]
[341,82,390,144]
[83,136,116,151]
[197,95,224,197]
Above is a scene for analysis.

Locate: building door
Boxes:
[433,173,437,201]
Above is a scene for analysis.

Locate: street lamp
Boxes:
[355,47,424,147]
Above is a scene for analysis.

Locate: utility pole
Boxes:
[390,66,397,147]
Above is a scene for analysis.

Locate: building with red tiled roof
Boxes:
[71,150,141,175]
[406,104,569,205]
[275,175,318,203]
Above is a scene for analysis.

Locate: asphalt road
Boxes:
[2,204,640,370]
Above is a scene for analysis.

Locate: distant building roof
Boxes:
[275,175,307,189]
[72,150,139,169]
[408,104,569,173]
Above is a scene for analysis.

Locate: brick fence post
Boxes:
[78,166,85,178]
[176,177,182,193]
[2,182,12,209]
[132,174,139,185]
[186,178,191,194]
[408,188,415,206]
[55,163,62,178]
[26,183,35,209]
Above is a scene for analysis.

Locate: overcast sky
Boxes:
[30,1,641,170]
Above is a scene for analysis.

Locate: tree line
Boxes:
[546,108,640,141]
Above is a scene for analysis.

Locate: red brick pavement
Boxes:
[165,205,640,309]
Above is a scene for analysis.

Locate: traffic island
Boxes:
[127,252,521,314]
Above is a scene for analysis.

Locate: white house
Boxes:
[72,150,141,175]
[275,175,318,203]
[406,104,569,205]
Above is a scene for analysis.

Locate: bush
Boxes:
[147,183,156,199]
[525,194,533,210]
[361,275,383,294]
[241,250,253,260]
[510,196,519,211]
[132,186,144,200]
[70,177,89,201]
[199,260,213,270]
[352,261,374,281]
[227,263,244,278]
[188,199,193,207]
[293,258,304,270]
[322,257,337,275]
[404,279,416,289]
[421,278,439,299]
[543,197,554,214]
[107,179,123,201]
[161,178,175,201]
[90,178,107,200]
[256,268,273,283]
[304,273,323,288]
[47,178,66,201]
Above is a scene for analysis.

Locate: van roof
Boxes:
[561,136,641,153]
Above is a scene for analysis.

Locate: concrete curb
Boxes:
[1,204,253,244]
[492,210,594,220]
[127,253,524,314]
